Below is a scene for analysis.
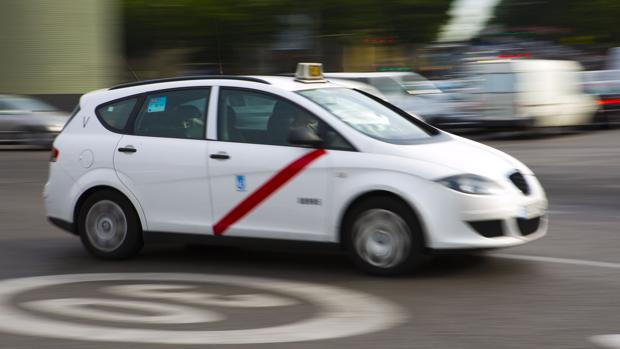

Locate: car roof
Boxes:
[80,75,345,107]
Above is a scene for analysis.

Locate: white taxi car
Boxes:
[44,63,547,275]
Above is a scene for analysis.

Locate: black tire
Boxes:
[77,190,143,260]
[343,196,425,275]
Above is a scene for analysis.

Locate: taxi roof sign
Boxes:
[294,63,327,83]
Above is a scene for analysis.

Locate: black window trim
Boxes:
[216,86,358,152]
[95,86,212,140]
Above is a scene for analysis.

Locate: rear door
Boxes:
[114,88,213,234]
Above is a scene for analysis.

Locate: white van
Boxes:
[466,60,597,128]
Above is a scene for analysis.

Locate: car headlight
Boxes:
[436,174,504,195]
[46,124,63,132]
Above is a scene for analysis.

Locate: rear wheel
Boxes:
[78,190,143,259]
[344,196,425,275]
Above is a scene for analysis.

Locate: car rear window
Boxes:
[96,98,138,131]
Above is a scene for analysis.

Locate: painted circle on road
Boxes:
[0,273,405,345]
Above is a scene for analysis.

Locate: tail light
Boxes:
[598,98,620,105]
[50,147,59,162]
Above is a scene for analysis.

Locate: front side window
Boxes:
[218,88,353,150]
[96,98,137,131]
[298,87,435,144]
[133,89,209,139]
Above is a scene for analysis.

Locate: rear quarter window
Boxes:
[96,98,138,131]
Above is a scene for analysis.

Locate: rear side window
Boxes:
[96,98,137,131]
[133,88,210,139]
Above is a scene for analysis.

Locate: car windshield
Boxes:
[0,96,57,112]
[298,88,435,144]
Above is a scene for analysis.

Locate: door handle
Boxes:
[118,146,137,153]
[210,153,230,160]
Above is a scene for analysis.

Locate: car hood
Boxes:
[376,134,533,181]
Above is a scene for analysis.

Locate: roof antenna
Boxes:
[126,60,141,81]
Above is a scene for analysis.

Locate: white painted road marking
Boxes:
[24,297,223,324]
[0,273,406,345]
[104,283,298,307]
[492,253,620,270]
[493,253,620,349]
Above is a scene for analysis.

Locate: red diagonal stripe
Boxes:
[213,148,327,236]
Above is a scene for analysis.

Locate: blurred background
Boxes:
[2,3,620,348]
[2,0,620,145]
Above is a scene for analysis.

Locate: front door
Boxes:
[208,87,331,241]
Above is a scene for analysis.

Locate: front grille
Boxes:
[509,171,530,195]
[468,220,504,238]
[517,216,541,236]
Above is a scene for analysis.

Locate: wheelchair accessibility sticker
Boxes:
[235,175,246,192]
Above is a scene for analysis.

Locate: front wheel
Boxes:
[77,190,143,260]
[344,197,425,275]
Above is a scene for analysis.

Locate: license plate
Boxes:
[518,200,547,219]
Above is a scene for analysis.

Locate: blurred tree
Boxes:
[493,0,620,46]
[123,0,452,75]
[124,0,282,71]
[315,0,451,43]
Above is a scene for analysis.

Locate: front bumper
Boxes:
[419,173,548,250]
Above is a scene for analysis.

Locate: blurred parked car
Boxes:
[580,69,620,127]
[428,79,484,129]
[454,60,597,129]
[327,78,386,99]
[0,95,68,147]
[324,72,456,123]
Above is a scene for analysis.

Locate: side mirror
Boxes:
[288,127,324,148]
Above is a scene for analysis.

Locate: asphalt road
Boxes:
[1,129,620,349]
